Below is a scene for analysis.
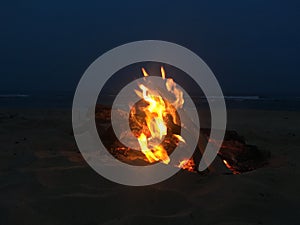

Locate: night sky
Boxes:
[1,0,299,96]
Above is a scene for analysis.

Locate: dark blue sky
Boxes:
[1,0,299,96]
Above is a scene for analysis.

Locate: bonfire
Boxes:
[96,67,269,174]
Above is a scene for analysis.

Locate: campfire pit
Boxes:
[95,67,269,175]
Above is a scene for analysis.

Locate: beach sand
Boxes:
[0,108,299,225]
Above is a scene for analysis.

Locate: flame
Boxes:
[137,133,159,163]
[177,158,196,172]
[173,134,186,143]
[223,159,239,174]
[135,67,185,164]
[223,159,230,168]
[160,66,166,80]
[141,67,149,77]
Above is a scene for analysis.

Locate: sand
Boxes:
[0,108,299,225]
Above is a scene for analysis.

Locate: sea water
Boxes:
[1,91,300,111]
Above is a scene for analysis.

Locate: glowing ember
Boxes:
[177,158,196,172]
[223,159,231,168]
[133,67,185,164]
[223,159,240,174]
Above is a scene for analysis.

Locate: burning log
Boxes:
[202,129,269,174]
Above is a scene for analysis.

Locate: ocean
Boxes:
[0,91,300,111]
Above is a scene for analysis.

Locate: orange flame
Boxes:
[223,159,230,168]
[177,158,196,172]
[135,67,185,164]
[223,159,239,174]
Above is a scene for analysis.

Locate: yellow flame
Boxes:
[141,67,149,77]
[135,67,185,164]
[160,66,166,80]
[173,134,185,143]
[137,133,159,163]
[223,160,229,167]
